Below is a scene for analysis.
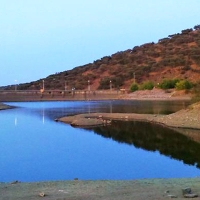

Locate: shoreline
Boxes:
[0,88,192,102]
[0,102,14,110]
[57,103,200,130]
[0,94,192,102]
[1,178,200,200]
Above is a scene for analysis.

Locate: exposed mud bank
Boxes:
[57,101,200,130]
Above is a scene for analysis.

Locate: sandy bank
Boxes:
[1,178,200,200]
[57,101,200,130]
[118,88,192,101]
[0,103,14,110]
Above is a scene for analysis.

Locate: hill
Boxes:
[3,25,200,91]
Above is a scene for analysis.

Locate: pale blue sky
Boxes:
[0,0,200,86]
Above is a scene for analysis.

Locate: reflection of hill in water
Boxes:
[172,128,200,144]
[88,121,200,168]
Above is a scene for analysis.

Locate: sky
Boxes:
[0,0,200,86]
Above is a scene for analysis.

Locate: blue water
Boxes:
[0,100,200,182]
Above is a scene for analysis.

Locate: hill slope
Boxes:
[3,25,200,91]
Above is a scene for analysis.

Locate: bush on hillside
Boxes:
[98,77,110,90]
[140,81,154,90]
[175,80,193,90]
[194,25,200,30]
[130,83,139,92]
[159,79,179,89]
[111,77,124,88]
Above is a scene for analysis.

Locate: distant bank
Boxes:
[0,90,121,102]
[0,88,192,102]
[0,102,14,110]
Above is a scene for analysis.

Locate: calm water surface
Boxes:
[1,100,200,182]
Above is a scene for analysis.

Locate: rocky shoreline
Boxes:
[1,178,200,200]
[57,101,200,130]
[0,103,14,110]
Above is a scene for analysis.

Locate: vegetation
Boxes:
[98,77,111,90]
[175,80,193,90]
[139,81,154,90]
[130,83,139,92]
[1,25,200,91]
[92,120,200,168]
[159,79,179,89]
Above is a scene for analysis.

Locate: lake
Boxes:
[1,100,200,182]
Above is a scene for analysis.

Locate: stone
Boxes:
[10,180,19,184]
[39,192,45,197]
[182,187,191,195]
[184,193,198,198]
[167,194,177,198]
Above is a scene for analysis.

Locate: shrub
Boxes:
[181,28,193,34]
[175,80,193,90]
[182,65,191,71]
[111,76,124,88]
[130,83,139,92]
[140,81,154,90]
[194,25,200,30]
[159,79,179,89]
[98,77,110,89]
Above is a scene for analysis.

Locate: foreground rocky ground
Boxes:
[1,178,200,200]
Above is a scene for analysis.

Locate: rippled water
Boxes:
[1,100,200,182]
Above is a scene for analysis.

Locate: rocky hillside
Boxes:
[3,25,200,91]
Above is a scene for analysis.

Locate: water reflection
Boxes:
[1,100,198,182]
[173,128,200,143]
[88,121,200,168]
[109,101,113,113]
[14,109,18,126]
[42,107,45,124]
[14,116,17,126]
[40,100,190,121]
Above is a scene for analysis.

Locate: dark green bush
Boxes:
[130,83,139,92]
[140,81,154,90]
[194,25,200,30]
[159,79,179,89]
[175,80,193,90]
